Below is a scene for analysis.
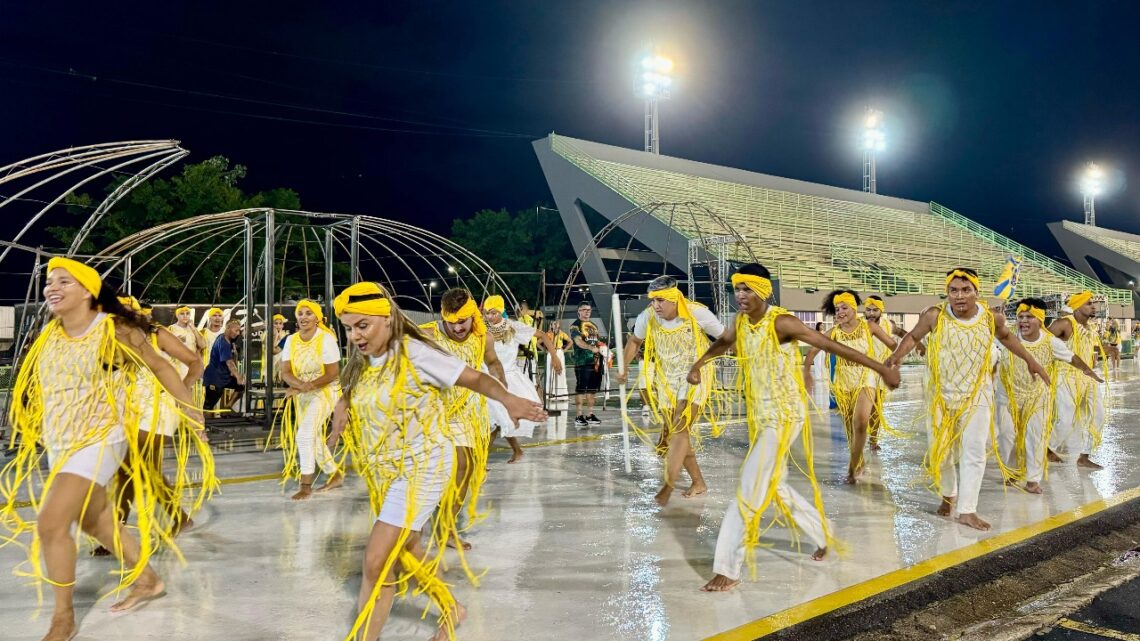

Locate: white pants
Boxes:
[545,350,568,410]
[712,424,828,581]
[296,392,338,476]
[997,401,1048,485]
[928,401,991,515]
[50,438,128,487]
[1051,379,1103,458]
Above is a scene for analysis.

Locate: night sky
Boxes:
[3,1,1139,262]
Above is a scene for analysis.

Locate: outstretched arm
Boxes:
[1069,354,1103,382]
[687,318,738,384]
[456,366,547,424]
[869,321,898,350]
[886,308,938,367]
[779,315,900,389]
[156,327,204,388]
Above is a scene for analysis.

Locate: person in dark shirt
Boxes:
[203,320,246,417]
[568,301,604,427]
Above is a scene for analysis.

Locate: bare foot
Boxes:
[1047,449,1063,463]
[936,496,955,517]
[315,472,344,493]
[654,485,673,507]
[1025,482,1043,494]
[41,612,76,641]
[1004,478,1019,487]
[1077,455,1103,470]
[700,574,741,592]
[508,450,524,464]
[110,576,166,613]
[170,514,194,538]
[681,483,707,498]
[428,602,467,641]
[291,485,313,501]
[446,536,472,551]
[956,513,991,531]
[869,441,881,452]
[812,546,827,561]
[844,474,857,485]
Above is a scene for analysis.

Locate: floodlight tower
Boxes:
[1080,162,1104,226]
[861,108,885,193]
[635,52,673,155]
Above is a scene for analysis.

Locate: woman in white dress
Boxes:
[482,295,562,462]
[544,320,571,410]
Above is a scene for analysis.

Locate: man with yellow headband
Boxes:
[616,275,725,506]
[689,263,900,592]
[996,297,1101,494]
[886,267,1048,531]
[200,307,226,366]
[421,287,508,550]
[1048,290,1109,469]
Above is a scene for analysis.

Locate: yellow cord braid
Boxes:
[271,332,345,483]
[1,316,217,602]
[627,304,730,469]
[733,307,836,578]
[997,332,1058,484]
[922,304,1007,491]
[340,337,463,641]
[1058,315,1108,449]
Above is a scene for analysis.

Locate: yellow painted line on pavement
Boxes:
[703,485,1140,641]
[1057,617,1140,641]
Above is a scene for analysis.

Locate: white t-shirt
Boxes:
[280,331,340,365]
[633,305,724,340]
[368,339,466,390]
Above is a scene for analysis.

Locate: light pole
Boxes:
[861,108,885,194]
[635,53,673,155]
[1081,162,1104,226]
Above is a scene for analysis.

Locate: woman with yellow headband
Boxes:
[996,297,1101,494]
[861,295,915,451]
[326,281,545,641]
[418,287,507,551]
[1047,290,1109,469]
[169,305,207,407]
[1,257,208,641]
[688,264,901,592]
[886,267,1048,531]
[481,294,562,463]
[802,289,897,485]
[200,307,226,367]
[260,312,290,384]
[615,275,727,505]
[279,300,344,499]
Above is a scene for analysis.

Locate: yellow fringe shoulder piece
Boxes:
[627,309,731,464]
[340,337,466,641]
[1,315,218,600]
[922,303,1002,492]
[732,307,837,578]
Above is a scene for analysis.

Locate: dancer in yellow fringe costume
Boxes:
[419,287,507,551]
[690,264,901,592]
[861,295,914,451]
[262,312,290,383]
[279,300,344,500]
[327,282,545,641]
[1048,290,1109,469]
[615,275,726,506]
[169,305,208,406]
[886,268,1048,531]
[996,298,1101,494]
[802,290,897,485]
[482,295,562,463]
[0,258,211,641]
[200,307,225,366]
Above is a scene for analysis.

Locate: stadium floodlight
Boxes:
[635,52,674,155]
[861,108,885,194]
[1081,162,1103,226]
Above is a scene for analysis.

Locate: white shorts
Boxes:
[376,444,454,531]
[50,439,128,487]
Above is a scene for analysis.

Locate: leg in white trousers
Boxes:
[1051,380,1102,458]
[930,402,992,515]
[995,388,1015,469]
[1023,409,1047,484]
[712,426,827,581]
[297,393,339,476]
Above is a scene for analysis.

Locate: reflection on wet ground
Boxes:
[3,364,1139,640]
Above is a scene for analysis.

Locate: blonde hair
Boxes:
[338,283,441,398]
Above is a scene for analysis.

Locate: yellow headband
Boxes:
[117,295,141,312]
[730,273,773,300]
[1016,303,1046,323]
[647,286,692,320]
[272,313,287,322]
[865,298,885,312]
[1067,291,1093,311]
[334,282,392,317]
[482,295,506,313]
[47,257,101,297]
[441,297,486,336]
[295,299,325,324]
[206,307,224,318]
[175,306,192,315]
[945,269,980,291]
[832,292,858,310]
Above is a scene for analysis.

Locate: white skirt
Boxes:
[488,368,542,438]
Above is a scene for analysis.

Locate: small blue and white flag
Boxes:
[993,255,1022,300]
